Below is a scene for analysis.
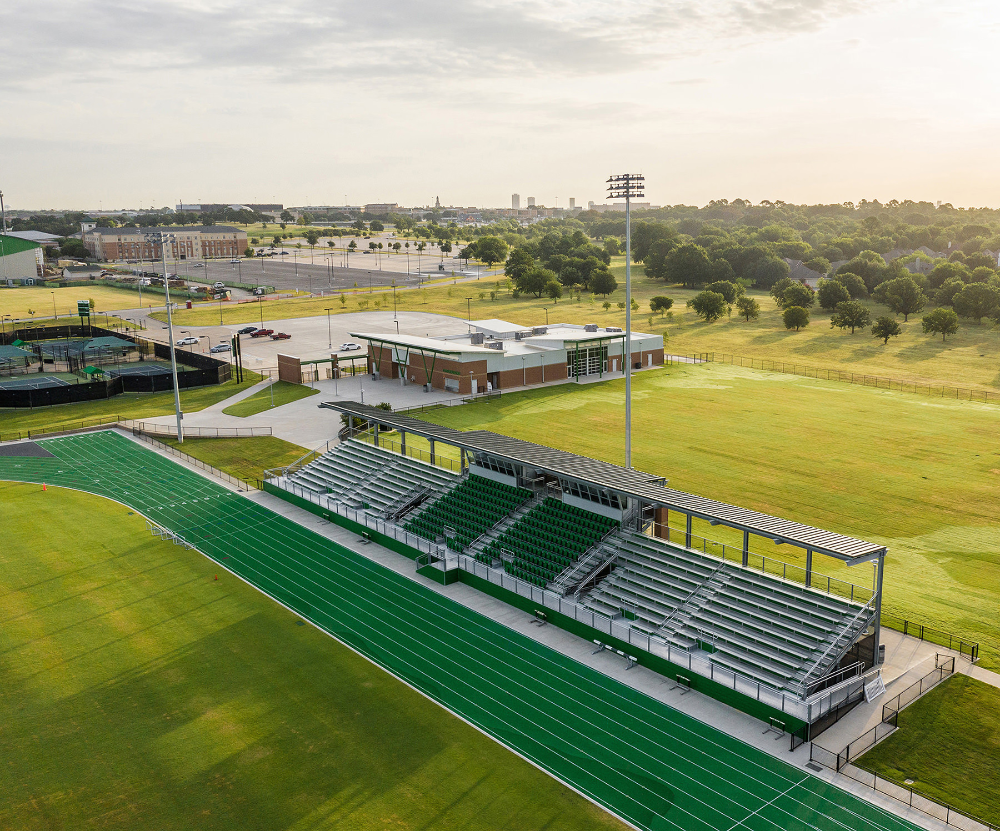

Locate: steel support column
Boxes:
[873,552,885,664]
[805,548,813,587]
[685,514,692,549]
[742,529,750,567]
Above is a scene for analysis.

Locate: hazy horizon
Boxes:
[3,0,998,210]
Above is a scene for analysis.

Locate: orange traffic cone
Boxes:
[214,575,218,581]
[42,484,47,492]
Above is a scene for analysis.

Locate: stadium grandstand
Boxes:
[264,401,888,737]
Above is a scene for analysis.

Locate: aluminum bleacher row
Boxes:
[285,439,457,511]
[405,475,532,551]
[583,530,868,691]
[482,498,617,586]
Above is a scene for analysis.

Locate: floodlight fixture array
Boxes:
[144,231,185,442]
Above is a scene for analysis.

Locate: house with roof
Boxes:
[783,258,826,288]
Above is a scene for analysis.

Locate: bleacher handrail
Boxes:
[793,599,877,692]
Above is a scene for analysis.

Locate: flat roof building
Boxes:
[0,235,44,284]
[351,318,664,395]
[82,225,248,262]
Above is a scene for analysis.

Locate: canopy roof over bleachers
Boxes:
[321,401,887,563]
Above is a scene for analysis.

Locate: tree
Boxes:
[369,220,384,232]
[817,279,851,310]
[934,278,965,307]
[642,238,679,280]
[705,280,742,303]
[352,218,367,234]
[921,308,959,341]
[782,306,810,331]
[440,241,452,254]
[687,291,728,322]
[953,284,1000,322]
[834,272,868,299]
[829,300,871,334]
[545,280,563,302]
[649,296,674,316]
[927,261,969,290]
[272,235,282,247]
[735,296,760,322]
[781,282,815,309]
[243,247,254,258]
[874,276,926,320]
[769,277,795,304]
[474,236,509,267]
[504,248,534,288]
[663,243,713,288]
[280,209,294,223]
[752,256,790,289]
[589,269,618,296]
[871,316,902,344]
[521,267,553,297]
[304,229,320,248]
[347,240,357,251]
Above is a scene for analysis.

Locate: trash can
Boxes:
[186,300,192,309]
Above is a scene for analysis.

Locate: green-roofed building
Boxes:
[0,235,44,285]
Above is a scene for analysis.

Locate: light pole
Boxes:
[392,280,397,319]
[606,172,645,469]
[146,231,185,442]
[51,292,56,320]
[542,307,548,325]
[325,307,332,349]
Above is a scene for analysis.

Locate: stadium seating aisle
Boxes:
[485,497,617,587]
[0,431,924,831]
[404,474,531,551]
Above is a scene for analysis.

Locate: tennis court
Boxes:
[106,363,174,377]
[0,375,73,390]
[0,430,924,831]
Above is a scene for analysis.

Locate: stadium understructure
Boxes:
[264,401,888,738]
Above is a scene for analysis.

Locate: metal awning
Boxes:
[320,401,886,562]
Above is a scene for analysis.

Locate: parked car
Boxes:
[271,332,291,340]
[279,251,289,256]
[213,281,226,290]
[237,325,258,335]
[252,287,267,296]
[210,343,231,353]
[192,263,205,268]
[229,258,240,264]
[176,336,199,346]
[250,329,273,338]
[339,342,361,351]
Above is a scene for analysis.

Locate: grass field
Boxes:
[858,674,1000,826]
[0,481,625,831]
[0,370,262,439]
[221,380,319,417]
[158,435,308,481]
[152,259,1000,391]
[0,432,926,831]
[0,285,151,318]
[415,363,1000,667]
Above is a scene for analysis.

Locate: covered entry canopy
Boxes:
[320,401,886,564]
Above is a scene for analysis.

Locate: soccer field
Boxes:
[0,431,924,831]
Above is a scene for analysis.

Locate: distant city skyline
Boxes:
[3,1,999,209]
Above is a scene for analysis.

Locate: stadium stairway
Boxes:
[284,439,458,513]
[582,530,871,692]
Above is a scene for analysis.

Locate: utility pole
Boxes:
[147,231,184,441]
[606,173,645,469]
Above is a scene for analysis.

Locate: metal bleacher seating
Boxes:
[583,530,869,691]
[405,475,532,552]
[286,439,457,512]
[482,497,618,587]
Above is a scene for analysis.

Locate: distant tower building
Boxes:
[569,197,576,209]
[512,193,520,210]
[527,196,536,208]
[435,195,441,209]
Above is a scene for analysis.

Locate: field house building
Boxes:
[0,235,45,285]
[82,225,248,262]
[352,319,665,395]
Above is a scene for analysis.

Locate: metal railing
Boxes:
[881,613,979,661]
[687,352,1000,406]
[122,420,273,439]
[807,656,997,831]
[130,430,259,491]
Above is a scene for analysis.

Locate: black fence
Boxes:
[807,656,997,830]
[0,325,230,408]
[676,352,1000,405]
[881,613,979,661]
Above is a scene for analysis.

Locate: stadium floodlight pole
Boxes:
[607,173,644,469]
[147,231,184,442]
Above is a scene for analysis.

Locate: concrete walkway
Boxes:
[118,428,954,831]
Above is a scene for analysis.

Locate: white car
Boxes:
[176,336,199,346]
[339,342,362,352]
[230,258,240,264]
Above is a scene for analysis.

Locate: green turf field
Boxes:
[414,363,1000,667]
[157,435,308,481]
[0,480,624,831]
[221,380,319,417]
[857,674,1000,826]
[0,430,925,831]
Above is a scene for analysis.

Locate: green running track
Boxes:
[0,431,921,831]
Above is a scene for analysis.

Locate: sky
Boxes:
[3,0,999,211]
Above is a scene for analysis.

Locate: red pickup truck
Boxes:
[250,328,274,338]
[271,332,291,340]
